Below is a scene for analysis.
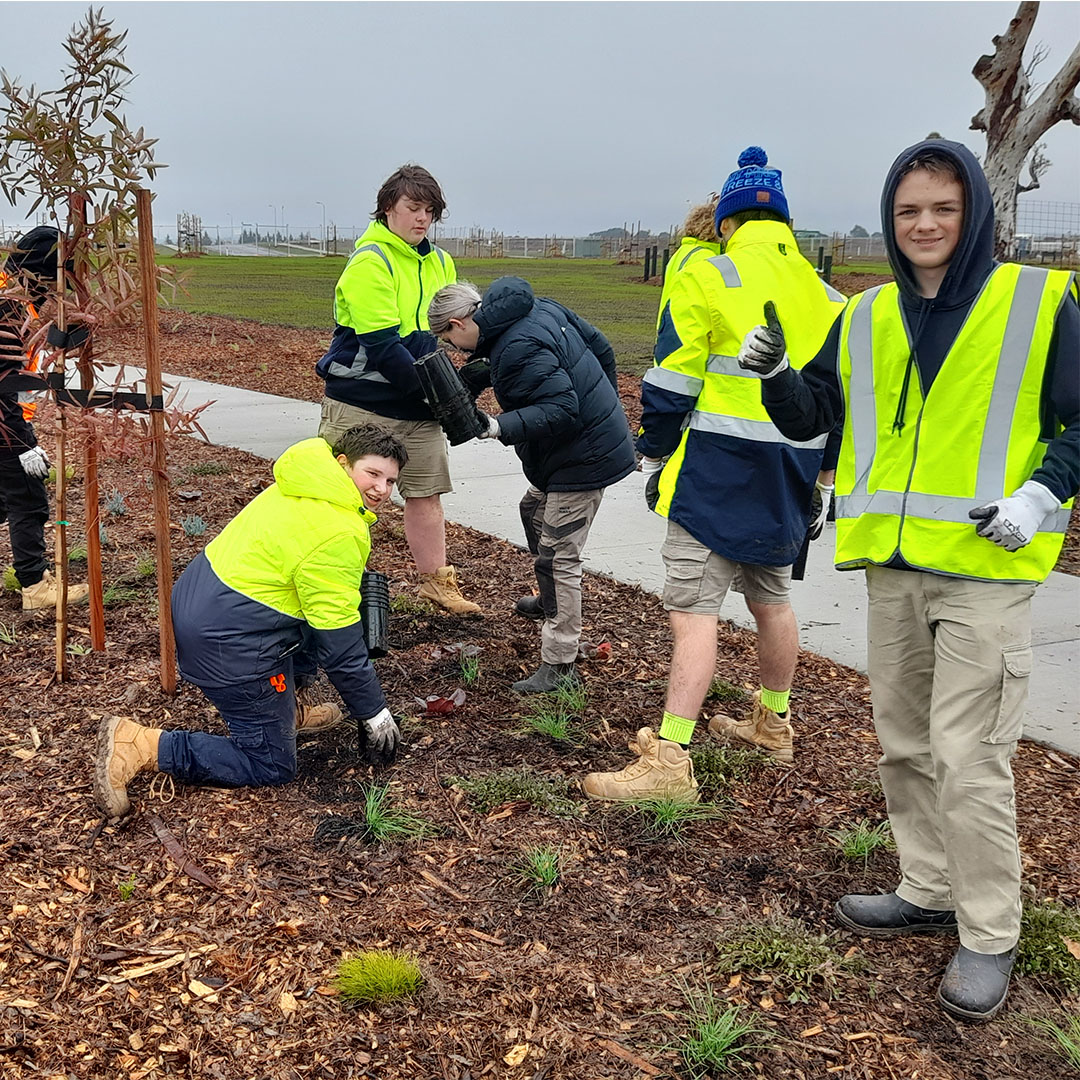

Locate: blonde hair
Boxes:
[427,281,482,334]
[681,201,720,243]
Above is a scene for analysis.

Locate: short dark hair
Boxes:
[726,207,787,227]
[373,165,447,224]
[897,151,963,185]
[331,424,409,469]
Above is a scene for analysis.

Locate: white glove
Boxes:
[969,480,1060,552]
[808,481,833,541]
[361,706,401,762]
[737,300,789,379]
[18,446,50,479]
[641,457,665,511]
[478,412,500,440]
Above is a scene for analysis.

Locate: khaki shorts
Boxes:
[661,519,791,614]
[318,398,452,499]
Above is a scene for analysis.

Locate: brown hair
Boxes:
[331,424,409,469]
[373,165,447,224]
[681,201,720,243]
[897,151,963,185]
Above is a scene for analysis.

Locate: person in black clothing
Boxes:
[0,226,88,612]
[427,277,636,693]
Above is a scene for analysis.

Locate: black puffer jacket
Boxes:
[472,277,636,492]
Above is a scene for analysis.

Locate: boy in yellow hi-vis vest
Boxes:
[741,139,1078,1022]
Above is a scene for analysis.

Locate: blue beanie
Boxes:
[714,147,790,230]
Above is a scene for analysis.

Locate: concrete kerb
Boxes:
[129,370,1080,757]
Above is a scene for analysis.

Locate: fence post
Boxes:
[661,247,671,275]
[817,246,825,272]
[823,254,833,285]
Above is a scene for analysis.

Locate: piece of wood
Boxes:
[136,189,177,694]
[53,411,68,681]
[594,1038,663,1076]
[146,813,222,892]
[418,868,470,901]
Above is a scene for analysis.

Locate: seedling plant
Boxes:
[512,844,562,894]
[335,950,423,1005]
[1016,898,1080,993]
[448,768,580,818]
[827,819,895,862]
[628,797,728,842]
[673,981,770,1078]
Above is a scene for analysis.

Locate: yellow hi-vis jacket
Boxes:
[656,236,723,330]
[639,219,845,564]
[834,263,1076,583]
[0,269,41,421]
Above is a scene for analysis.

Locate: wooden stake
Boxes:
[136,189,177,694]
[53,236,69,681]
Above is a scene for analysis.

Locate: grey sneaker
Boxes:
[937,944,1017,1022]
[512,661,578,694]
[835,892,958,937]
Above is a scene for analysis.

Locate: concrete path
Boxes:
[153,371,1080,756]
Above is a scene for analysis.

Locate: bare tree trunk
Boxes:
[970,1,1080,259]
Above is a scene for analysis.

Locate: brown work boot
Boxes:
[582,727,699,803]
[93,716,163,819]
[21,570,90,611]
[296,697,344,738]
[709,690,794,766]
[418,565,481,615]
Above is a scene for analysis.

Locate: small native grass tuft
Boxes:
[628,797,728,841]
[714,913,860,1003]
[448,768,579,817]
[827,819,895,862]
[1016,898,1080,993]
[706,678,750,705]
[0,621,17,645]
[1023,1012,1080,1072]
[690,742,767,791]
[314,784,433,846]
[512,844,562,893]
[459,653,480,686]
[674,981,770,1078]
[335,950,423,1005]
[517,678,587,746]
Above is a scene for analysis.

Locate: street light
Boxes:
[316,201,326,255]
[268,203,276,245]
[227,212,233,243]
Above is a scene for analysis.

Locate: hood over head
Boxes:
[882,139,994,308]
[273,437,366,514]
[473,276,535,347]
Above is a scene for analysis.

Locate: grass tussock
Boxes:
[674,982,770,1078]
[335,950,423,1005]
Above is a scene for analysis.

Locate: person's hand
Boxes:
[737,301,789,379]
[641,457,664,512]
[18,446,50,479]
[360,706,401,764]
[969,480,1060,552]
[477,411,500,440]
[808,480,833,541]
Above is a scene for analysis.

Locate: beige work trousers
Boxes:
[865,565,1036,954]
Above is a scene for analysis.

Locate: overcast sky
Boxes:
[2,1,1078,238]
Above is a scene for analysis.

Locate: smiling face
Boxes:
[384,195,434,246]
[892,168,965,297]
[441,315,481,353]
[338,452,400,511]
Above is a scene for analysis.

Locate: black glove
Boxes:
[458,358,492,398]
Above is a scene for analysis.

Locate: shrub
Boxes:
[1016,898,1080,993]
[2,566,19,593]
[186,461,230,477]
[335,950,423,1005]
[181,514,207,537]
[104,490,128,516]
[448,768,579,817]
[706,678,749,705]
[690,742,767,791]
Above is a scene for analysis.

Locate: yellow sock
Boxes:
[658,711,696,746]
[760,687,790,716]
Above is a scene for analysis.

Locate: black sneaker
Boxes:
[835,892,958,937]
[515,594,548,620]
[937,944,1017,1022]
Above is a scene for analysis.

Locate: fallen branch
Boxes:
[595,1038,664,1076]
[97,943,218,984]
[147,813,223,892]
[52,910,86,1000]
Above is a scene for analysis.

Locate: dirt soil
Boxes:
[92,305,1079,576]
[1,399,1078,1079]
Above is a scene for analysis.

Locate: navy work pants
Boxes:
[0,456,49,587]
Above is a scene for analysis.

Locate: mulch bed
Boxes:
[1,400,1078,1079]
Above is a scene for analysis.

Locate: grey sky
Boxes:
[2,1,1078,238]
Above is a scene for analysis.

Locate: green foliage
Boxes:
[117,873,137,902]
[848,770,884,800]
[690,742,766,791]
[2,566,19,593]
[827,819,895,862]
[0,621,17,645]
[362,784,431,844]
[45,464,77,486]
[628,797,728,841]
[448,768,579,818]
[675,983,769,1078]
[1024,1012,1080,1072]
[1016,898,1080,993]
[104,490,128,517]
[706,678,749,705]
[181,514,207,537]
[134,550,155,578]
[103,584,138,607]
[517,677,587,746]
[98,525,109,548]
[67,641,92,656]
[714,914,860,1004]
[186,461,231,477]
[459,653,480,686]
[389,593,434,616]
[335,950,423,1005]
[513,845,562,893]
[67,546,88,563]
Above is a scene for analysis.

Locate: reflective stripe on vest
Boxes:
[834,264,1075,582]
[706,254,742,288]
[689,410,828,450]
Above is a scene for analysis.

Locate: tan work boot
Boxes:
[582,727,699,803]
[709,690,794,766]
[21,570,90,612]
[417,565,481,615]
[296,698,344,738]
[94,716,163,818]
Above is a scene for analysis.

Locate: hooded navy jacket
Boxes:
[470,277,636,493]
[761,140,1079,512]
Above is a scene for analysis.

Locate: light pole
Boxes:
[316,201,326,255]
[227,212,233,243]
[281,205,287,256]
[268,203,276,245]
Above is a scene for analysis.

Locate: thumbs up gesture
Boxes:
[737,301,789,379]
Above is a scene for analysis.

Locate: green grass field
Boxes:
[159,254,663,373]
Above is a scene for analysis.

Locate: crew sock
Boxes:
[760,687,790,718]
[658,711,696,748]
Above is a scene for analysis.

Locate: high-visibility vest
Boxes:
[656,236,723,329]
[834,263,1076,583]
[0,269,41,421]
